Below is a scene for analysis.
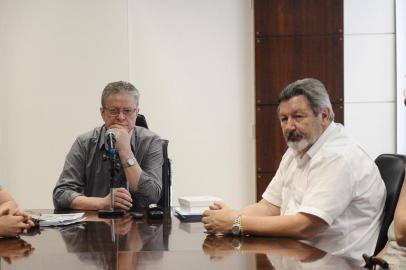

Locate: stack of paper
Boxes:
[178,195,223,214]
[174,196,223,222]
[31,213,86,227]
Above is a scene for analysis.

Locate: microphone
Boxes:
[105,129,116,156]
[98,128,126,218]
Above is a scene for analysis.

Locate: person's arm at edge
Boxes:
[394,168,406,246]
[0,190,18,211]
[0,190,35,232]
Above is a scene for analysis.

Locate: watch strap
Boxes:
[232,215,243,236]
[122,156,137,168]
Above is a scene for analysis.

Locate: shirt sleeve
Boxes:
[132,135,163,207]
[262,151,293,207]
[298,154,355,225]
[262,167,284,207]
[53,138,86,209]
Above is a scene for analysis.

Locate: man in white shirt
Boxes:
[202,78,386,260]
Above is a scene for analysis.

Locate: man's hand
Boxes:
[104,188,133,211]
[109,125,133,155]
[13,209,35,228]
[202,202,238,234]
[0,209,33,237]
[209,202,225,211]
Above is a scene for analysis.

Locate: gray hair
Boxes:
[277,78,335,122]
[101,81,140,107]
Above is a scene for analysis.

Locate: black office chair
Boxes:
[373,154,406,255]
[158,139,171,208]
[135,114,172,208]
[135,114,149,129]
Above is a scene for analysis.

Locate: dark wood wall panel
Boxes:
[256,105,286,172]
[332,103,344,124]
[254,0,343,200]
[255,0,342,35]
[257,173,276,202]
[256,36,343,104]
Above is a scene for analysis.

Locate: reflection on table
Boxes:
[59,217,164,270]
[0,209,366,269]
[0,237,34,264]
[203,235,365,270]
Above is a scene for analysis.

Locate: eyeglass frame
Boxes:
[102,107,138,117]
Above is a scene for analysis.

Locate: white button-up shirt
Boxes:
[263,122,386,260]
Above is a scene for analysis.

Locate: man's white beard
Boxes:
[287,138,310,152]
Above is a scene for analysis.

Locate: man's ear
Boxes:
[321,107,330,124]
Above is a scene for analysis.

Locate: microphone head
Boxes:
[106,128,116,139]
[105,128,116,156]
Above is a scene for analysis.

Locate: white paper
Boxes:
[178,196,223,208]
[32,213,86,227]
[174,207,205,216]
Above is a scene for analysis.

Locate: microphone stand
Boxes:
[98,146,125,218]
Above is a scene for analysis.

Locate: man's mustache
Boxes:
[287,131,304,142]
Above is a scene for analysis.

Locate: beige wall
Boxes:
[0,0,255,209]
[396,0,406,154]
[344,0,396,158]
[0,0,129,208]
[128,0,255,208]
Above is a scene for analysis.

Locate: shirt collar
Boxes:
[305,121,336,158]
[293,121,336,165]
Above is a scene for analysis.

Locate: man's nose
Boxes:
[117,111,126,120]
[285,118,296,130]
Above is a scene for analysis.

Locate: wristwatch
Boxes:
[231,215,243,236]
[123,156,137,168]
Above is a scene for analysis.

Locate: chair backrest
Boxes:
[136,114,149,129]
[135,114,171,208]
[373,154,406,255]
[158,139,171,208]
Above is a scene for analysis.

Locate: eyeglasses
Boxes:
[104,107,137,117]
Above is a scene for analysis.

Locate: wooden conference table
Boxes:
[0,209,365,270]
